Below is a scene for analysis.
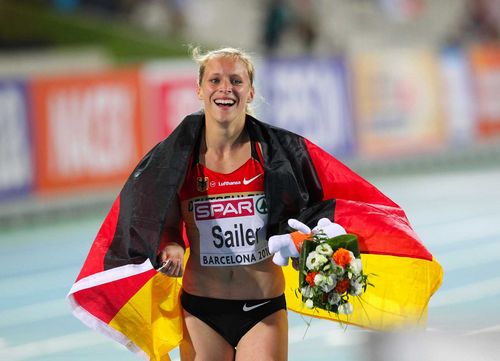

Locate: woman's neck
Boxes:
[201,118,250,173]
[204,118,248,155]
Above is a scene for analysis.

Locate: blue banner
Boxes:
[440,47,475,146]
[256,57,354,157]
[0,81,33,201]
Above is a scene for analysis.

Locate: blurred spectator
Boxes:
[377,0,425,22]
[164,0,187,36]
[449,0,500,45]
[463,0,500,42]
[52,0,80,13]
[292,0,318,52]
[262,0,290,55]
[127,0,187,37]
[262,0,318,55]
[80,0,127,14]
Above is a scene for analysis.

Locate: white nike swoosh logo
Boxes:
[242,300,271,312]
[243,173,263,185]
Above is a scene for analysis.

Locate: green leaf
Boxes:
[325,234,360,258]
[298,238,316,286]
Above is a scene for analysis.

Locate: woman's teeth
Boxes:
[214,99,235,106]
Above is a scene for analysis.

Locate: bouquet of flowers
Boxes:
[298,231,370,315]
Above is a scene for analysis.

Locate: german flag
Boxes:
[283,140,443,328]
[68,112,442,360]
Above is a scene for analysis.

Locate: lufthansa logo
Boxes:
[255,196,268,214]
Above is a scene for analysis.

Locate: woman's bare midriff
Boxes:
[182,247,285,300]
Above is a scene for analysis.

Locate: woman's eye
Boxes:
[210,78,219,84]
[231,79,242,85]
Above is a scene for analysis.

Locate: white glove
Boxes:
[268,219,310,266]
[312,218,346,238]
[268,218,346,266]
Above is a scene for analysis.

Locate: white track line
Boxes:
[0,330,109,360]
[0,331,182,361]
[0,267,76,297]
[436,241,500,272]
[419,215,500,248]
[430,276,500,308]
[0,299,68,328]
[289,321,368,346]
[465,324,500,335]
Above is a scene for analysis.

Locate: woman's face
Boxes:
[198,56,254,128]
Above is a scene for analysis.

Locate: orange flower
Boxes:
[335,278,350,294]
[306,272,318,287]
[332,248,352,268]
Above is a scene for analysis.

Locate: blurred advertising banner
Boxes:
[30,69,144,193]
[351,49,445,158]
[439,48,475,146]
[377,0,425,22]
[0,81,33,200]
[141,61,200,150]
[469,44,500,140]
[257,58,354,157]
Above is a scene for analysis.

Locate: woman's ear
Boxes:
[197,84,203,100]
[247,86,255,103]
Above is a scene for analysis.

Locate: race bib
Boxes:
[193,195,270,266]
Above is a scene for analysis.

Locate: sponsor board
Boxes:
[257,58,354,157]
[351,48,446,157]
[468,44,500,140]
[0,81,32,200]
[439,48,475,145]
[140,62,199,149]
[30,69,144,192]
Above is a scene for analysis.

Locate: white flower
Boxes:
[305,299,314,309]
[348,258,362,274]
[331,263,344,276]
[348,251,356,265]
[306,251,328,270]
[328,292,341,305]
[301,285,314,298]
[316,243,333,257]
[338,303,353,314]
[314,273,337,293]
[349,280,364,296]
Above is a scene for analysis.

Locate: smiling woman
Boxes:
[68,46,442,361]
[175,49,287,359]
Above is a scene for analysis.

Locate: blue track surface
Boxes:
[1,166,499,360]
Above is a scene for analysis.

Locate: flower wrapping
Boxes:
[298,232,369,315]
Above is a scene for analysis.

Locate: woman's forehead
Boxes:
[203,56,249,76]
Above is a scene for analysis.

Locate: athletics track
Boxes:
[1,165,499,361]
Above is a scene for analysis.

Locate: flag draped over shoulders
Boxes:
[68,111,442,360]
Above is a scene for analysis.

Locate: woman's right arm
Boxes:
[158,195,185,277]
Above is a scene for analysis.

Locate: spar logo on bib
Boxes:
[194,198,254,220]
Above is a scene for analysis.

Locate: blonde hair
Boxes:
[191,46,256,115]
[191,46,255,86]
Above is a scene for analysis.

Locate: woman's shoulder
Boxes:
[153,111,204,150]
[246,114,305,142]
[133,111,204,175]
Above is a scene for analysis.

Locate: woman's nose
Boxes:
[218,79,232,93]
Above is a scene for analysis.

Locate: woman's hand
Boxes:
[268,218,346,267]
[158,242,185,277]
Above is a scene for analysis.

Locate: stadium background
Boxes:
[1,0,499,360]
